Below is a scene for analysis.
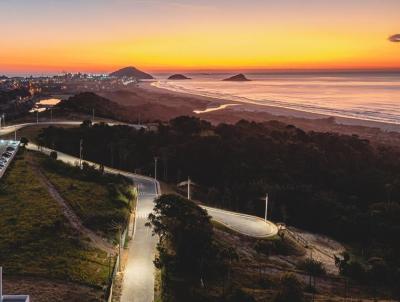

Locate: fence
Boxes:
[284,228,336,260]
[105,207,133,301]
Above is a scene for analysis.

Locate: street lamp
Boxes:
[187,177,191,200]
[154,157,158,181]
[79,139,83,168]
[260,193,269,222]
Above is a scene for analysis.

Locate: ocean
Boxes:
[152,72,400,125]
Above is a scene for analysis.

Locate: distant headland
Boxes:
[109,66,153,79]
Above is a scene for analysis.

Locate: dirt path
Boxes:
[26,154,115,255]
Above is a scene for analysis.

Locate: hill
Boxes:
[56,92,132,121]
[109,66,153,79]
[223,73,251,81]
[168,74,191,80]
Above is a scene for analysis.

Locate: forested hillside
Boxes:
[37,117,400,293]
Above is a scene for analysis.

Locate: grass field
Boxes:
[37,153,134,242]
[0,150,110,289]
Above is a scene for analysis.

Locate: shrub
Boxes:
[50,151,58,160]
[273,273,306,302]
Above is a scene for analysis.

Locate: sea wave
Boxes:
[152,78,400,125]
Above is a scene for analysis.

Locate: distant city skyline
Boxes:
[1,0,399,74]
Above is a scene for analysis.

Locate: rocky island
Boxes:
[223,73,251,81]
[168,74,191,80]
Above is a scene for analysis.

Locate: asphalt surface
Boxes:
[0,120,146,136]
[25,143,159,302]
[9,122,279,302]
[120,192,158,302]
[202,206,278,238]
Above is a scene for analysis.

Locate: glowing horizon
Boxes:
[1,0,399,75]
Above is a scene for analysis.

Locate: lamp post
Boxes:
[154,157,158,181]
[264,194,269,222]
[187,177,191,200]
[79,139,83,168]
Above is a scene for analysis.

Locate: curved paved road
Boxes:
[4,121,278,302]
[203,206,278,238]
[0,120,146,136]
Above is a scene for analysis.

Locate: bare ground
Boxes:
[213,226,394,301]
[2,276,103,302]
[26,153,116,255]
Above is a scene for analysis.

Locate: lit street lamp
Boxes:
[260,193,269,222]
[177,177,196,200]
[188,178,191,200]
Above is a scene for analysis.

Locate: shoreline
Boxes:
[142,81,400,133]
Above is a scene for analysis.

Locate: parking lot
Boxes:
[0,140,20,178]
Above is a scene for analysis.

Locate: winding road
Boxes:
[2,121,278,302]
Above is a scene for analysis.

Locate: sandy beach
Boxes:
[98,81,400,147]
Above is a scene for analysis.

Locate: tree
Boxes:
[81,119,92,128]
[297,258,326,292]
[50,151,58,160]
[147,194,215,279]
[20,137,28,146]
[273,273,306,302]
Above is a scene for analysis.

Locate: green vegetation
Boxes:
[37,117,400,295]
[56,92,133,123]
[0,150,110,288]
[272,273,306,302]
[147,194,243,302]
[38,153,135,240]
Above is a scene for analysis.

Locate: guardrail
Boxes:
[284,228,336,260]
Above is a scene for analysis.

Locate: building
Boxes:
[0,267,29,302]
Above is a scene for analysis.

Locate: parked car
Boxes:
[6,146,15,152]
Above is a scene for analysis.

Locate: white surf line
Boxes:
[194,104,239,114]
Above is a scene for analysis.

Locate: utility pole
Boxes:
[187,177,191,200]
[154,157,158,180]
[79,139,83,168]
[2,113,5,127]
[265,193,269,221]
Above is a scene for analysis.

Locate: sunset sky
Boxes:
[1,0,399,75]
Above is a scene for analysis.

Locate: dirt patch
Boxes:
[26,152,115,255]
[288,227,345,275]
[3,276,103,302]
